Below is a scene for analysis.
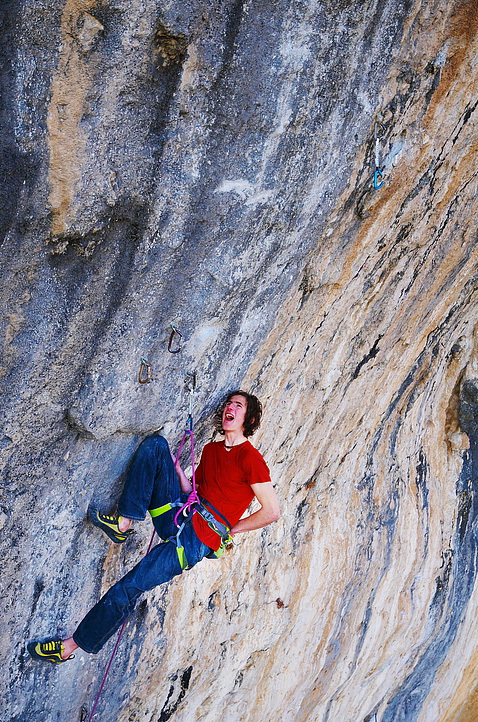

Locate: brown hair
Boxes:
[213,390,263,437]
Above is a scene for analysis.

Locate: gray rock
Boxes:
[2,1,478,720]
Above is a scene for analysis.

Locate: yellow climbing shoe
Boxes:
[27,638,73,664]
[88,507,135,543]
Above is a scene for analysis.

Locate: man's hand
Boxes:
[230,482,280,536]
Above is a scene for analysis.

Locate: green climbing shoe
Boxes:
[88,507,135,543]
[27,638,73,664]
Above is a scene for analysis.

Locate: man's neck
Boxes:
[223,431,247,448]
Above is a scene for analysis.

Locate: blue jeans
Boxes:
[73,435,211,654]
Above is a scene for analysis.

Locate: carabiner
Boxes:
[139,356,152,384]
[185,371,197,393]
[168,325,183,354]
[374,169,384,190]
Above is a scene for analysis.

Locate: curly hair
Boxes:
[213,390,263,438]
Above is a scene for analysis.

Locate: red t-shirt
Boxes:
[192,440,271,551]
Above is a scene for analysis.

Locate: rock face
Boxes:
[2,0,478,720]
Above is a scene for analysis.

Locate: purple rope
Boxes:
[87,527,157,720]
[88,428,198,719]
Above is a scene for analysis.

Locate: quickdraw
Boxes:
[168,324,183,354]
[138,357,152,384]
[374,119,386,190]
[139,324,183,386]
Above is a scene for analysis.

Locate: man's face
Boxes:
[222,395,247,434]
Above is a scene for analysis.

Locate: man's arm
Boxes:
[230,482,280,536]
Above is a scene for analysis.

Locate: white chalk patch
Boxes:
[214,179,255,200]
[214,180,273,207]
[188,321,224,359]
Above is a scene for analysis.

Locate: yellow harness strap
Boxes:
[149,504,190,570]
[148,500,233,567]
[149,503,173,518]
[176,544,188,570]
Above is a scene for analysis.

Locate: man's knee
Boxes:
[139,434,169,455]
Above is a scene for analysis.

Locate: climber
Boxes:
[27,390,280,664]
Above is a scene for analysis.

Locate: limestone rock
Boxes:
[2,1,478,721]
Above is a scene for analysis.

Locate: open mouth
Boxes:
[225,412,234,421]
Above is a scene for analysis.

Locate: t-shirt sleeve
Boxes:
[243,446,271,485]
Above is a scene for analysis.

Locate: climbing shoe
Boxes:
[88,507,135,543]
[27,638,74,664]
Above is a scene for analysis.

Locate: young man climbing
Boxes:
[28,390,280,663]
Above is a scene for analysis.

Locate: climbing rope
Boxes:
[87,530,156,722]
[87,372,233,717]
[87,373,197,720]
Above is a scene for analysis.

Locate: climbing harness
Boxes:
[87,372,232,720]
[150,496,233,567]
[374,119,386,190]
[168,324,183,354]
[138,356,152,384]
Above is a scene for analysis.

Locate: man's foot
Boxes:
[88,507,135,543]
[27,638,74,664]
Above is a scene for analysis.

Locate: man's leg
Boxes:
[74,435,190,654]
[72,538,183,654]
[51,525,211,661]
[28,435,199,663]
[72,523,210,654]
[117,435,181,540]
[90,435,182,543]
[30,537,184,662]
